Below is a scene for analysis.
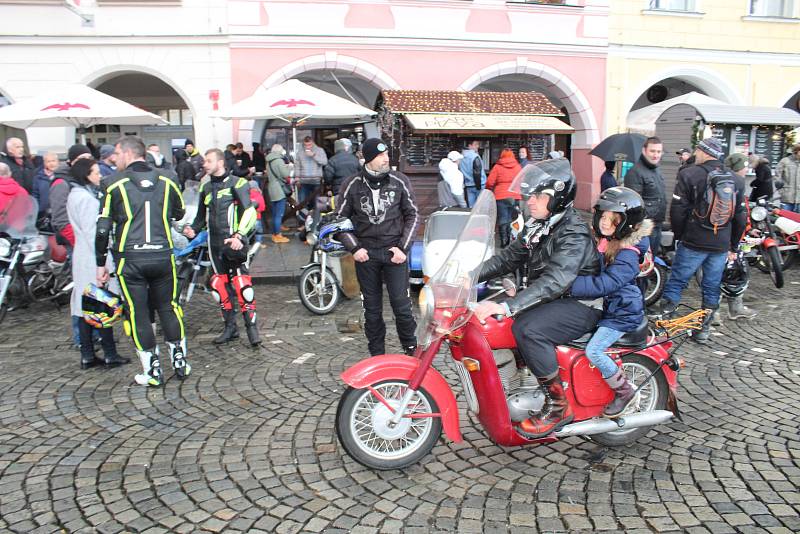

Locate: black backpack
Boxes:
[693,166,737,234]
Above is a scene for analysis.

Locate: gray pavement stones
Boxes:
[0,268,799,532]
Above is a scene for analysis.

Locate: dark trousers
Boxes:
[117,252,184,351]
[650,222,663,257]
[355,248,417,356]
[511,298,601,377]
[78,319,117,361]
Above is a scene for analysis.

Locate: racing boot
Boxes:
[134,349,163,387]
[728,295,757,320]
[167,338,191,380]
[242,310,261,347]
[518,371,574,438]
[214,309,239,344]
[692,303,717,344]
[603,369,636,418]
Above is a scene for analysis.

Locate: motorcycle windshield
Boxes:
[179,181,200,226]
[416,190,496,347]
[0,195,38,238]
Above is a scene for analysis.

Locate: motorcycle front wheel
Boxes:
[298,264,339,315]
[591,354,668,447]
[756,246,784,288]
[336,380,442,470]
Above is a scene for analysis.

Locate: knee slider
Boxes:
[233,275,255,303]
[210,274,231,306]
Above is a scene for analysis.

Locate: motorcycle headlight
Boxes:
[0,238,10,258]
[750,206,768,222]
[20,235,47,254]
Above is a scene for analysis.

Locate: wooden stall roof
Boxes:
[381,90,562,116]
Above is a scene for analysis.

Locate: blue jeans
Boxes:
[662,242,727,307]
[465,186,479,208]
[496,198,518,226]
[271,198,287,235]
[254,220,264,243]
[781,203,798,212]
[585,326,624,378]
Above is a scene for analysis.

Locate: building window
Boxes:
[648,0,697,11]
[749,0,794,17]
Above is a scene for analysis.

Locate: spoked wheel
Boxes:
[298,264,339,315]
[591,354,668,447]
[756,246,784,288]
[642,263,667,307]
[336,380,442,470]
[27,270,55,301]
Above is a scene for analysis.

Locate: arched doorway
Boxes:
[88,72,195,163]
[629,77,709,111]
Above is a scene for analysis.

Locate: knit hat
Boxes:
[361,138,388,164]
[184,139,195,148]
[67,144,91,164]
[697,137,723,160]
[99,144,115,160]
[725,152,747,172]
[447,150,463,162]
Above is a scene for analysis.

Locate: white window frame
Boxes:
[747,0,796,18]
[647,0,699,12]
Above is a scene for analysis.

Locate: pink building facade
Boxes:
[228,0,609,208]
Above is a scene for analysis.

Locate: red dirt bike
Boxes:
[771,206,800,270]
[336,191,700,470]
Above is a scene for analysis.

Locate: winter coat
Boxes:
[600,170,617,192]
[749,160,773,202]
[459,149,486,189]
[296,145,328,185]
[324,150,360,195]
[187,149,204,178]
[571,220,652,332]
[335,168,419,253]
[777,154,800,204]
[438,158,464,197]
[0,151,35,194]
[173,150,195,188]
[145,152,172,171]
[224,150,250,178]
[265,152,291,202]
[479,207,600,316]
[49,162,76,232]
[31,168,54,215]
[485,155,522,201]
[669,160,748,253]
[436,179,459,208]
[0,177,30,226]
[624,155,667,223]
[67,184,116,317]
[98,160,116,178]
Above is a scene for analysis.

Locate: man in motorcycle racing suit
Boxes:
[184,148,261,346]
[96,135,191,387]
[473,160,600,438]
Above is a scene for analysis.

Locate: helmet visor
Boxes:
[508,159,574,200]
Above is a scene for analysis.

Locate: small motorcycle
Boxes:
[336,191,697,470]
[0,196,46,323]
[771,206,800,270]
[745,198,784,288]
[25,231,73,304]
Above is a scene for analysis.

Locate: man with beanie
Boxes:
[98,144,117,177]
[323,138,360,195]
[336,138,419,356]
[624,136,666,255]
[50,144,93,251]
[1,138,35,194]
[184,140,204,180]
[659,137,747,343]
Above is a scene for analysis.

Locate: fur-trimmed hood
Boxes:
[622,218,653,248]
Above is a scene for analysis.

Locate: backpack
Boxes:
[693,166,737,234]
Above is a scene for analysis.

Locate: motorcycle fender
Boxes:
[341,354,462,443]
[762,237,777,249]
[301,262,319,270]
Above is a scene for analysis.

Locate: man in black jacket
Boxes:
[336,138,419,357]
[473,160,600,439]
[324,138,360,195]
[624,136,666,254]
[1,137,35,194]
[660,137,747,342]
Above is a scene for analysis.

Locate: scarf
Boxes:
[520,211,566,248]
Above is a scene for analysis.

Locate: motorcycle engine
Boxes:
[494,349,546,422]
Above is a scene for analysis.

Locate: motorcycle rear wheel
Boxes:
[591,354,668,447]
[298,264,339,315]
[336,380,442,470]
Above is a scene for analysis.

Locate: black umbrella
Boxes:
[589,133,647,163]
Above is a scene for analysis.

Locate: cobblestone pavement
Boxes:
[0,271,799,534]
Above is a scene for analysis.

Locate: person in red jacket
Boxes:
[486,149,522,247]
[0,162,31,229]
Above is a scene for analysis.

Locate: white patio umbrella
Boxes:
[218,79,376,190]
[0,84,168,142]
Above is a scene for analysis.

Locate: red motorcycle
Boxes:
[336,191,702,470]
[771,207,800,270]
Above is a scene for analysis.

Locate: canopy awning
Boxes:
[404,113,573,134]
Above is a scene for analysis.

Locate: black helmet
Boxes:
[591,186,646,240]
[721,254,749,297]
[508,159,576,215]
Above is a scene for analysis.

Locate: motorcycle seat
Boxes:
[569,317,650,349]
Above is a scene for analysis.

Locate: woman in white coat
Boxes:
[68,159,129,369]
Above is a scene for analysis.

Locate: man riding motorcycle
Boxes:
[184,148,260,346]
[473,159,600,438]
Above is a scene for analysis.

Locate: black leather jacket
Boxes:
[479,208,599,315]
[624,155,667,223]
[191,173,256,247]
[96,161,184,266]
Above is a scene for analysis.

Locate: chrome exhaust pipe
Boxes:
[554,410,673,437]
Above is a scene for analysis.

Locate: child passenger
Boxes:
[570,187,652,418]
